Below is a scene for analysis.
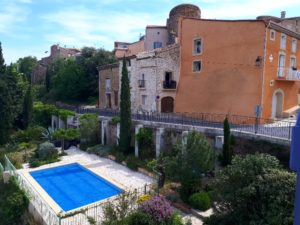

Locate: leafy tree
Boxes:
[79,113,100,146]
[222,117,232,166]
[53,128,80,153]
[176,131,215,201]
[210,154,296,225]
[119,57,132,153]
[21,86,33,129]
[17,56,37,83]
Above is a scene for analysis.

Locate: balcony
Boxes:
[277,67,300,81]
[138,80,146,88]
[163,80,177,89]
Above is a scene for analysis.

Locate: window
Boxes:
[290,57,296,69]
[106,93,112,108]
[193,39,202,54]
[153,42,163,49]
[105,79,111,93]
[292,39,297,53]
[280,34,286,49]
[127,59,131,67]
[138,74,145,88]
[193,61,202,72]
[114,91,118,106]
[142,95,147,105]
[278,54,285,77]
[270,30,276,41]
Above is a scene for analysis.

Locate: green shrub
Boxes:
[114,151,126,163]
[12,126,45,143]
[126,155,140,171]
[126,210,155,225]
[87,145,111,157]
[169,212,185,225]
[136,128,154,160]
[0,177,29,225]
[111,116,121,125]
[37,142,58,160]
[189,192,212,211]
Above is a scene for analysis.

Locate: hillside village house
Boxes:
[98,3,300,119]
[175,18,300,118]
[32,44,81,84]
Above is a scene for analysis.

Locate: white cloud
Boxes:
[41,7,166,50]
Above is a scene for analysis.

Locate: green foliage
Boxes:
[37,141,58,160]
[189,192,211,211]
[213,154,296,225]
[12,126,45,143]
[53,128,80,151]
[45,48,116,103]
[33,102,57,127]
[0,42,5,73]
[57,109,75,122]
[119,57,132,154]
[21,86,33,129]
[0,177,29,225]
[177,131,214,201]
[136,128,154,160]
[111,116,121,125]
[102,192,137,225]
[16,56,37,83]
[126,155,140,171]
[79,113,100,146]
[86,144,111,157]
[222,117,232,166]
[126,210,155,225]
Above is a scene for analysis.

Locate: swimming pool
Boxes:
[30,163,123,211]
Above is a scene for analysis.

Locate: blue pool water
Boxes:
[30,163,123,211]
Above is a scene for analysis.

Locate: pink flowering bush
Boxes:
[140,195,173,223]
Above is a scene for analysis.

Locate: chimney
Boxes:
[281,11,286,19]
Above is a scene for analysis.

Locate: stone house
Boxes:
[31,44,81,84]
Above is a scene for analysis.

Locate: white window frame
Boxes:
[193,38,203,55]
[292,38,297,53]
[280,33,287,49]
[290,56,296,69]
[192,60,202,73]
[141,95,147,105]
[270,30,276,41]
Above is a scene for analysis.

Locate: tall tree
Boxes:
[0,42,5,74]
[22,86,33,129]
[17,56,37,83]
[222,117,232,166]
[119,57,132,153]
[0,66,18,144]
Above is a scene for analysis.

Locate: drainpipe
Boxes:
[260,22,270,117]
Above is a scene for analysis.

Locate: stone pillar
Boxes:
[116,123,120,145]
[101,120,108,145]
[58,117,66,129]
[135,124,143,157]
[182,131,189,145]
[155,128,165,158]
[51,115,58,130]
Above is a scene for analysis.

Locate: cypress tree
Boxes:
[22,86,33,129]
[119,57,131,153]
[222,117,232,166]
[0,42,5,74]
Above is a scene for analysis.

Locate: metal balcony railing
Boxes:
[277,67,300,81]
[138,80,146,88]
[163,80,177,89]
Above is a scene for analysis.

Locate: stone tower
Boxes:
[167,4,201,45]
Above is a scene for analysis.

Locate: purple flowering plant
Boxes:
[140,195,173,222]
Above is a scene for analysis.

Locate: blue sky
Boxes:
[1,0,300,64]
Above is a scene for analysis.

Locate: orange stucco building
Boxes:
[175,18,300,118]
